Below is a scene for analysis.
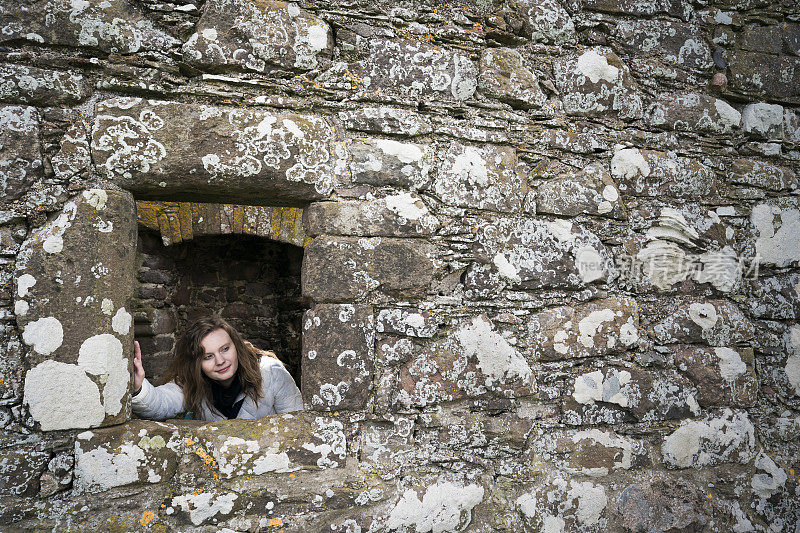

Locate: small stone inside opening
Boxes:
[134,229,306,388]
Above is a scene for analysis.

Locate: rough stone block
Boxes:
[614,20,712,71]
[0,63,90,106]
[301,304,374,411]
[376,308,440,338]
[185,413,347,478]
[392,315,535,409]
[728,51,800,101]
[650,299,756,346]
[527,297,639,361]
[51,121,91,181]
[348,139,433,189]
[434,142,529,213]
[354,38,477,101]
[73,421,182,493]
[91,98,342,204]
[660,408,756,468]
[673,345,758,407]
[304,195,439,237]
[0,105,42,201]
[611,147,720,200]
[182,0,332,74]
[745,272,800,320]
[645,93,741,134]
[617,476,709,532]
[554,48,643,119]
[536,163,625,218]
[513,0,576,44]
[301,237,436,301]
[0,444,49,496]
[16,189,137,430]
[516,477,608,531]
[741,102,784,139]
[785,108,800,144]
[478,48,547,108]
[337,107,433,136]
[471,217,611,290]
[726,159,798,191]
[0,0,179,54]
[563,367,701,425]
[740,24,785,55]
[581,0,690,19]
[748,200,800,267]
[527,428,650,477]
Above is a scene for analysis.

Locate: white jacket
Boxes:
[131,356,303,421]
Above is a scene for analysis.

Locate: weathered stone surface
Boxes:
[0,0,179,53]
[0,326,24,404]
[434,142,529,213]
[0,105,42,202]
[392,315,534,409]
[554,48,643,119]
[305,195,439,237]
[748,199,800,267]
[302,237,436,301]
[611,147,720,200]
[301,304,374,411]
[348,139,433,189]
[512,0,575,45]
[582,0,690,19]
[337,107,433,137]
[661,409,757,468]
[51,121,91,182]
[728,50,800,101]
[183,0,331,74]
[741,102,784,139]
[726,159,798,191]
[527,297,639,361]
[645,93,741,134]
[186,414,347,477]
[528,428,649,477]
[16,189,137,430]
[617,477,709,532]
[564,367,700,425]
[0,444,49,496]
[354,38,477,101]
[73,421,181,493]
[614,20,712,71]
[536,163,625,218]
[784,108,800,144]
[471,217,611,291]
[673,345,758,407]
[91,98,341,204]
[740,24,786,55]
[0,63,90,106]
[478,48,546,109]
[651,299,756,346]
[516,477,608,531]
[376,308,440,338]
[745,272,800,319]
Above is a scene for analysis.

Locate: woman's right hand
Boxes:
[133,340,145,393]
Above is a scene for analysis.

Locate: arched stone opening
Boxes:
[133,201,309,388]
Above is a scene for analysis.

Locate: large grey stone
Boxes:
[304,194,440,237]
[537,163,625,219]
[728,51,800,101]
[16,189,137,430]
[513,0,576,44]
[0,63,90,106]
[0,0,179,53]
[91,98,342,204]
[554,48,643,119]
[471,217,612,290]
[183,0,332,74]
[478,48,546,109]
[434,142,529,213]
[673,345,758,407]
[302,237,436,301]
[645,93,741,134]
[0,106,42,202]
[618,477,709,532]
[614,20,712,71]
[650,299,756,346]
[726,159,798,191]
[348,139,433,190]
[354,38,478,101]
[337,107,433,137]
[611,147,720,200]
[301,304,374,411]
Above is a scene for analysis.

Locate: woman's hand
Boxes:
[133,340,145,393]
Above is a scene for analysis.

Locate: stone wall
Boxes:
[1,0,799,531]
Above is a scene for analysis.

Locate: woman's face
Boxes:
[199,328,238,387]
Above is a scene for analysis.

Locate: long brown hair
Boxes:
[164,316,275,417]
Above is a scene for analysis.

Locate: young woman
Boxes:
[132,316,303,420]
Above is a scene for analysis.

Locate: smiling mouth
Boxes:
[216,365,231,374]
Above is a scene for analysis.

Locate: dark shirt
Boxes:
[211,378,245,419]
